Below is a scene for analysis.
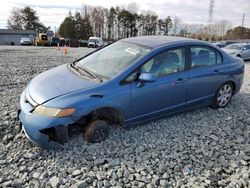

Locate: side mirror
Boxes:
[139,73,156,82]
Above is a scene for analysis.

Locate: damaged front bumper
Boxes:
[19,112,73,149]
[18,90,74,149]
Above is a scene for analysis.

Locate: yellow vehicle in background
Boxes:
[34,33,49,46]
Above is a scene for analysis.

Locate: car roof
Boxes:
[120,36,198,48]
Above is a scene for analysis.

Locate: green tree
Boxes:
[59,11,93,40]
[144,14,158,35]
[163,16,172,35]
[118,10,138,38]
[107,7,116,40]
[21,6,47,32]
[91,7,105,37]
[59,12,76,38]
[81,15,93,40]
[74,11,82,39]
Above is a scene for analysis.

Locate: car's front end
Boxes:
[19,88,75,149]
[20,38,32,45]
[18,64,100,149]
[88,39,97,48]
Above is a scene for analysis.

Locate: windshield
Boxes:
[224,44,243,50]
[76,41,151,79]
[89,39,97,42]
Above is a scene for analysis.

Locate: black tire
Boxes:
[85,120,109,143]
[54,126,68,144]
[213,82,234,109]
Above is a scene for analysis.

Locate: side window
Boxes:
[141,48,185,77]
[191,47,217,68]
[216,51,223,64]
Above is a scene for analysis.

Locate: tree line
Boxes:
[58,4,173,41]
[6,5,250,41]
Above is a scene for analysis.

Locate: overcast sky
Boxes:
[0,0,249,30]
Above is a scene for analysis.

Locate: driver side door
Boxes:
[128,47,188,123]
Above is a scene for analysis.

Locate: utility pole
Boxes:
[242,13,245,27]
[208,0,215,40]
[208,0,215,25]
[85,5,87,18]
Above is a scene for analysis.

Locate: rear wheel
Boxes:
[84,120,109,143]
[213,83,234,109]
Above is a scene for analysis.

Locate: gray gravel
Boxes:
[0,46,250,187]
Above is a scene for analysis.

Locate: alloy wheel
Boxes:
[217,84,233,107]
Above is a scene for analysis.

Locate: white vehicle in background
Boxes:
[20,38,32,45]
[88,37,103,48]
[223,43,250,60]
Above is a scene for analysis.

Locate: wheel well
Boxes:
[225,81,236,93]
[78,107,124,126]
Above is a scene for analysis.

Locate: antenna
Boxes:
[242,13,245,27]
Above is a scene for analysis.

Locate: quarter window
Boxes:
[216,51,222,64]
[141,48,185,77]
[191,47,221,68]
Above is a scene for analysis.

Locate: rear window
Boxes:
[191,46,222,68]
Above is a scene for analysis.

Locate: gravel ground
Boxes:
[0,46,250,188]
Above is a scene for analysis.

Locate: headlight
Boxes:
[33,105,75,117]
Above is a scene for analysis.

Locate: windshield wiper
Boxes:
[70,62,103,82]
[77,66,103,82]
[69,62,83,73]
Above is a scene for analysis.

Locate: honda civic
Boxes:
[18,36,244,149]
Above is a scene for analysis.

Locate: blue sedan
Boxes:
[19,36,244,149]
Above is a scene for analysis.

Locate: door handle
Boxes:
[177,77,184,82]
[173,77,186,85]
[214,69,219,73]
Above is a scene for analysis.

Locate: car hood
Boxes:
[28,64,97,104]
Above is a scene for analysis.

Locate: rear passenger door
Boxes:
[186,46,224,105]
